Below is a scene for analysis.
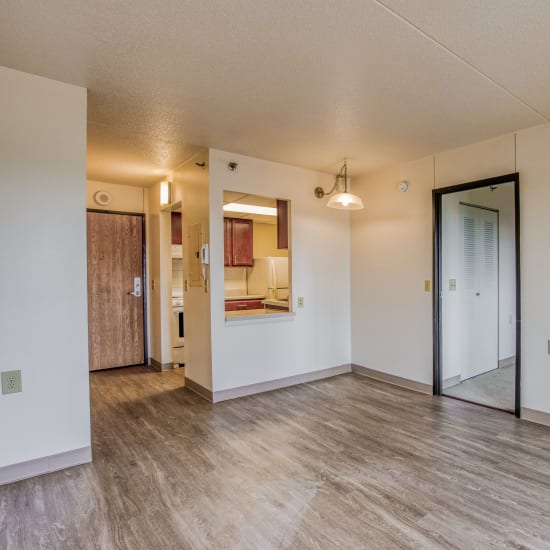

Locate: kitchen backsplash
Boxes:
[172,258,184,290]
[224,267,248,297]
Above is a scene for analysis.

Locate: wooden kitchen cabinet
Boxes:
[277,199,289,249]
[225,299,264,311]
[224,218,233,266]
[171,212,182,245]
[224,217,253,267]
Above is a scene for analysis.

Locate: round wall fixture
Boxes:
[398,181,409,192]
[94,190,112,206]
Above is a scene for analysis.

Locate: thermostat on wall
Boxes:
[94,190,112,206]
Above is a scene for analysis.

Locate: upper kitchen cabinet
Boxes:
[277,199,289,249]
[224,217,253,267]
[171,212,182,245]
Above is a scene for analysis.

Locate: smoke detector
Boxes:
[94,190,112,206]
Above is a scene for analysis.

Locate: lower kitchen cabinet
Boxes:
[224,299,263,312]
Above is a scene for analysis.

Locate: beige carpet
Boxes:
[444,365,515,411]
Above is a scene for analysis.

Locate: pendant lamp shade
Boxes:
[313,159,364,210]
[326,191,364,210]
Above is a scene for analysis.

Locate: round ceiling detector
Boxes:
[94,190,112,206]
[398,181,409,192]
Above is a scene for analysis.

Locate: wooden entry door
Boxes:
[87,211,145,371]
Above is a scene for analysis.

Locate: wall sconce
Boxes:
[314,159,364,210]
[160,179,172,207]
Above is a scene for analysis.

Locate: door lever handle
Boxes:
[129,277,142,297]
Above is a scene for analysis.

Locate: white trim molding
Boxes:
[521,407,550,427]
[351,364,433,395]
[0,446,92,486]
[186,365,352,403]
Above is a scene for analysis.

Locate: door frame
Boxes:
[432,173,521,417]
[87,209,148,368]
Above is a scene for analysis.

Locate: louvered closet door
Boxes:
[461,204,498,380]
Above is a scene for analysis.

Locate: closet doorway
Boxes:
[433,174,521,415]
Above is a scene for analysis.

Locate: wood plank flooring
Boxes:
[2,367,550,549]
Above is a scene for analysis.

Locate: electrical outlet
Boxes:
[1,370,22,395]
[297,296,304,308]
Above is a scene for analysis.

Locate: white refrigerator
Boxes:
[247,257,289,300]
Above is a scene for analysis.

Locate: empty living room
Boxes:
[2,2,550,549]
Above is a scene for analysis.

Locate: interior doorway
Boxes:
[170,203,185,368]
[87,210,147,371]
[433,174,521,415]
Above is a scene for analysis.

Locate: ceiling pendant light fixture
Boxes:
[314,159,364,210]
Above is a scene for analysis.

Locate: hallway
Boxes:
[2,367,550,549]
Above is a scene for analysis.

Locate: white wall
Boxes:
[516,123,550,415]
[351,156,434,385]
[173,152,213,389]
[147,181,173,365]
[86,180,146,213]
[0,67,90,467]
[209,149,351,392]
[351,127,550,416]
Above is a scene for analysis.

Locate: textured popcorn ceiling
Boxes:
[1,1,549,185]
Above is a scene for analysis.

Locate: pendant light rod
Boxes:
[314,159,348,199]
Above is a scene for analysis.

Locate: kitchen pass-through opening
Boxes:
[223,190,291,318]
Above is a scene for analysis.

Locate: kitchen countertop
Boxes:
[262,298,289,308]
[225,308,266,317]
[224,294,266,301]
[225,309,296,321]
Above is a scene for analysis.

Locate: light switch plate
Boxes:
[1,370,22,395]
[449,279,457,291]
[297,297,304,308]
[424,280,431,292]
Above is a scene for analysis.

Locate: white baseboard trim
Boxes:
[521,407,550,427]
[213,364,351,403]
[149,358,174,372]
[186,365,352,403]
[185,377,214,401]
[351,364,433,395]
[499,356,516,368]
[0,446,92,486]
[443,374,461,389]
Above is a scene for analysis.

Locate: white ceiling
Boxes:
[1,1,549,186]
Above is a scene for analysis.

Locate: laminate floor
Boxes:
[2,366,550,549]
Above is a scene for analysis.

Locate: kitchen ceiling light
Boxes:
[223,203,277,216]
[314,159,364,210]
[160,180,171,206]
